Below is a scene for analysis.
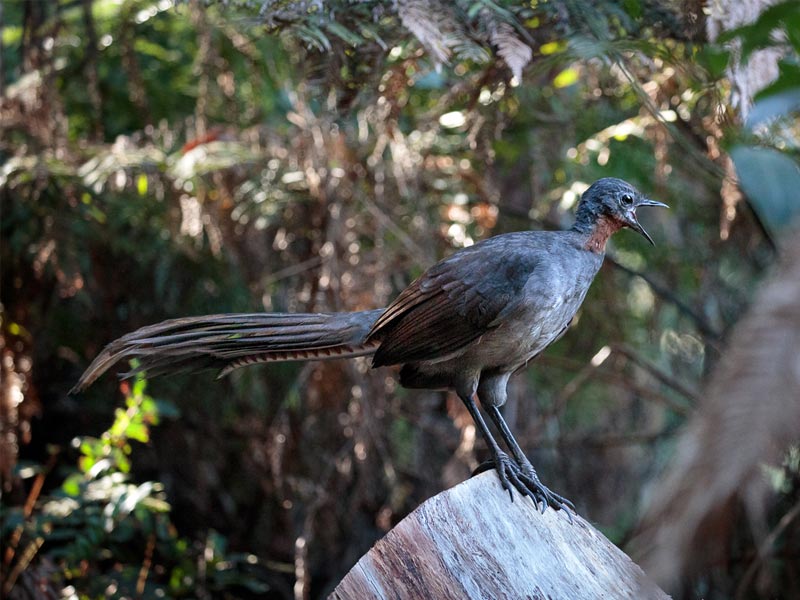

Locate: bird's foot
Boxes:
[472,457,575,515]
[472,451,527,503]
[517,467,575,515]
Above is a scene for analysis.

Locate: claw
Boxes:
[492,452,519,502]
[472,454,575,516]
[516,469,575,515]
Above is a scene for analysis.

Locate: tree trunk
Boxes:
[331,472,668,599]
[632,230,800,590]
[706,0,782,119]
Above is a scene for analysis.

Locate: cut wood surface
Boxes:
[331,472,669,600]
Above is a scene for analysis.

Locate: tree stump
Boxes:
[331,472,669,599]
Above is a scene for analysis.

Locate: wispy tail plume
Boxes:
[71,310,384,393]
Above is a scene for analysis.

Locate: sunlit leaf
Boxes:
[132,372,147,397]
[539,41,565,55]
[553,67,579,88]
[137,173,148,196]
[116,452,131,474]
[62,474,83,497]
[125,422,150,443]
[79,455,95,473]
[2,25,23,46]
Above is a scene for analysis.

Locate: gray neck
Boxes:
[571,202,600,234]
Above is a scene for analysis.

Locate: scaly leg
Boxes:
[459,393,540,503]
[484,404,574,513]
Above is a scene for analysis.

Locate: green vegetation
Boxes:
[2,1,798,598]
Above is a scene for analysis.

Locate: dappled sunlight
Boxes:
[2,0,797,598]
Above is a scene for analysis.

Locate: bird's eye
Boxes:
[620,193,634,207]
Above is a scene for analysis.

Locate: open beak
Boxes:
[626,198,669,245]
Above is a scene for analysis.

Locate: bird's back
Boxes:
[369,229,605,381]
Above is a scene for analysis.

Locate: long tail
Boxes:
[71,309,385,393]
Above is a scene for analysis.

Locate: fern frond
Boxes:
[489,19,532,81]
[395,0,453,63]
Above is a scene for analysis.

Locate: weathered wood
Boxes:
[331,472,668,600]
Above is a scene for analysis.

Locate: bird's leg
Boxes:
[459,395,561,502]
[459,394,530,502]
[484,405,575,513]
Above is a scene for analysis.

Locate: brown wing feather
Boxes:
[368,237,536,367]
[371,290,488,365]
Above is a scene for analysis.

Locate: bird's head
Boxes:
[574,177,668,245]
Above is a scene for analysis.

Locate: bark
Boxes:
[331,472,668,600]
[632,230,800,588]
[706,0,783,119]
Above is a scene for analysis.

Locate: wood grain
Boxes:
[331,472,668,599]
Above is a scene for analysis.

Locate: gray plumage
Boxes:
[368,231,604,406]
[73,177,667,512]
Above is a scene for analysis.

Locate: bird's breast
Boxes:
[481,286,588,368]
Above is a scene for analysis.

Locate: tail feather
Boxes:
[71,309,384,393]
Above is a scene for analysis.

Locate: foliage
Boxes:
[723,0,800,237]
[2,373,272,598]
[0,0,796,598]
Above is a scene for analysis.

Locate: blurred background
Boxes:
[2,0,799,598]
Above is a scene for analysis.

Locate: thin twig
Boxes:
[538,353,696,410]
[607,254,723,345]
[2,538,44,596]
[136,533,156,598]
[362,197,430,266]
[611,343,700,405]
[735,498,800,600]
[3,451,57,569]
[262,256,324,288]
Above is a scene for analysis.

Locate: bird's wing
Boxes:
[368,237,537,366]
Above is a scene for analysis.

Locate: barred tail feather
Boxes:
[71,309,384,393]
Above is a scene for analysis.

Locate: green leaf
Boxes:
[553,67,579,88]
[125,422,150,443]
[623,0,642,19]
[539,41,565,55]
[137,173,148,196]
[324,21,364,47]
[62,473,83,496]
[132,371,147,397]
[730,145,800,236]
[78,455,96,473]
[756,61,800,99]
[109,408,128,437]
[116,452,131,474]
[292,24,332,53]
[359,24,387,50]
[697,45,730,79]
[719,0,800,60]
[746,88,800,128]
